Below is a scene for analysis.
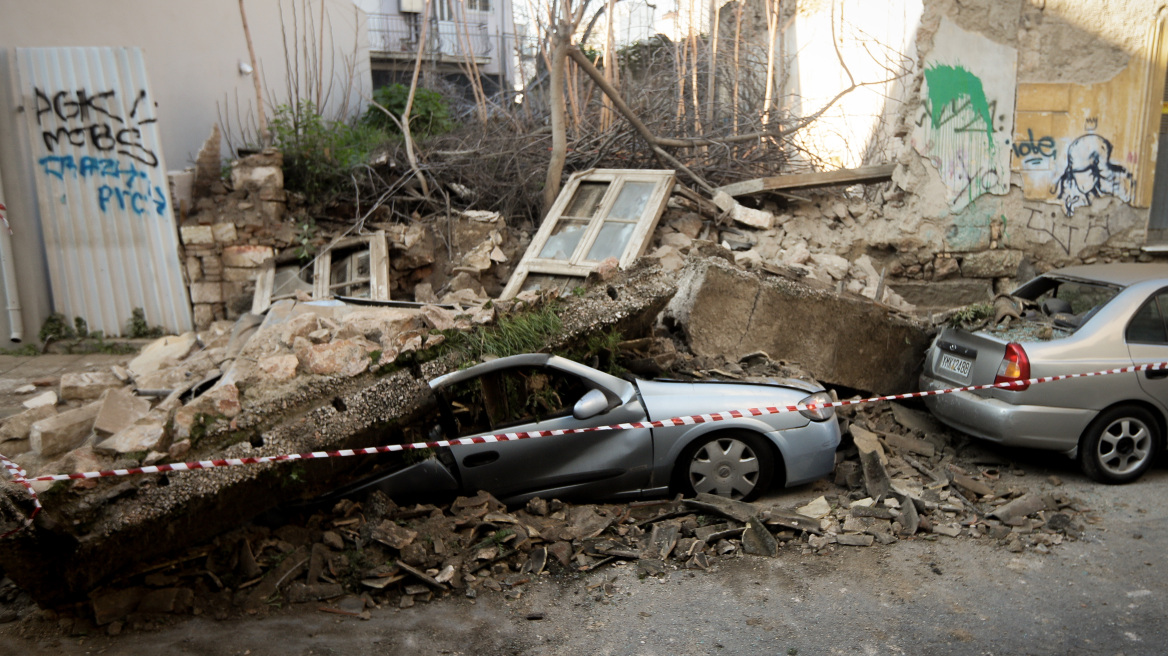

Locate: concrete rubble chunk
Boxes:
[644,523,680,560]
[60,372,124,402]
[95,421,167,456]
[92,587,147,625]
[138,587,194,614]
[258,354,299,382]
[683,492,757,523]
[94,387,152,435]
[30,401,101,458]
[297,339,371,377]
[0,405,57,442]
[837,533,875,547]
[890,404,943,435]
[245,545,310,611]
[852,425,893,499]
[372,520,418,550]
[796,496,832,519]
[931,523,962,537]
[988,494,1045,523]
[23,390,57,410]
[129,333,198,379]
[952,473,993,498]
[741,517,779,556]
[731,204,776,230]
[883,431,936,458]
[420,305,459,331]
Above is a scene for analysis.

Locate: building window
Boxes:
[501,169,675,299]
[467,0,490,12]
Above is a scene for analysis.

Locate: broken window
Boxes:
[251,232,391,313]
[501,169,674,299]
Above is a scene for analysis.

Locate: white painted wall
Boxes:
[785,0,923,168]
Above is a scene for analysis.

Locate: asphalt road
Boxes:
[4,452,1167,656]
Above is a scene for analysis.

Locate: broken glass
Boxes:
[586,220,635,261]
[565,182,609,218]
[539,220,588,260]
[608,182,655,219]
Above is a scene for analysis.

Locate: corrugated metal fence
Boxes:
[13,47,191,336]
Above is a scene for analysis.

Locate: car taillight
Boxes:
[798,392,835,421]
[994,342,1030,391]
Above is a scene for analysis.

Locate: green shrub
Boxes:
[363,84,453,137]
[271,100,388,205]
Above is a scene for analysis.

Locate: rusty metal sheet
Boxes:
[15,47,191,336]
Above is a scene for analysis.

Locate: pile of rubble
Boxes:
[0,366,1091,635]
[647,196,917,313]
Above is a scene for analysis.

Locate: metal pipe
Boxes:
[0,169,23,342]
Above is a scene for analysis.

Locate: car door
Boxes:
[437,364,653,501]
[1124,287,1168,414]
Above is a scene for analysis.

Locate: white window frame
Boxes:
[251,231,391,314]
[501,169,675,299]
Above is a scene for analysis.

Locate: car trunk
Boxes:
[924,327,1012,388]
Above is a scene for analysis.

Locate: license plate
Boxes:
[939,353,972,378]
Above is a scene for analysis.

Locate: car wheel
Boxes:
[1079,405,1160,484]
[675,431,775,501]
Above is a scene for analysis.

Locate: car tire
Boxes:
[674,431,775,501]
[1079,405,1160,484]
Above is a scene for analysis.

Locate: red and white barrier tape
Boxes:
[2,361,1166,537]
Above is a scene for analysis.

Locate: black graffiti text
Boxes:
[33,88,158,167]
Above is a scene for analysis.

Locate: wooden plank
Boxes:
[369,231,391,301]
[716,164,896,197]
[250,258,276,315]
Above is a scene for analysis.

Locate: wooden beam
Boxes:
[716,164,896,197]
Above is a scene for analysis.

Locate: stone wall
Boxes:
[178,149,292,328]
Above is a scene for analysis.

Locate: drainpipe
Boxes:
[0,171,23,342]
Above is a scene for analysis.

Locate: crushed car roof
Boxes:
[1044,263,1168,288]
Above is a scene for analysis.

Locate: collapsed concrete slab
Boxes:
[665,257,931,394]
[0,264,677,606]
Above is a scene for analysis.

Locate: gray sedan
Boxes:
[352,354,840,504]
[920,263,1168,483]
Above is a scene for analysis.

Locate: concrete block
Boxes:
[22,390,57,410]
[30,402,101,458]
[60,372,124,402]
[95,421,166,455]
[179,225,214,246]
[221,245,273,268]
[129,333,198,378]
[667,258,930,394]
[211,223,238,243]
[0,405,57,441]
[94,387,151,435]
[189,282,224,304]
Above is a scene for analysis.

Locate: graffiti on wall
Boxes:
[911,18,1017,213]
[1051,133,1133,216]
[29,86,167,219]
[1023,202,1113,255]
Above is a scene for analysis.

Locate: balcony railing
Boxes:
[368,13,492,59]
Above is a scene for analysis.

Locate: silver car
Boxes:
[349,353,840,503]
[920,263,1168,483]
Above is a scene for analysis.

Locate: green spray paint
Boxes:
[924,64,994,147]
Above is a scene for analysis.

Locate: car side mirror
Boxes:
[572,389,609,420]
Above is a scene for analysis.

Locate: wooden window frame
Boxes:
[251,231,390,314]
[501,169,675,299]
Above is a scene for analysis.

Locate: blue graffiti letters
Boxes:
[97,184,167,217]
[37,155,150,188]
